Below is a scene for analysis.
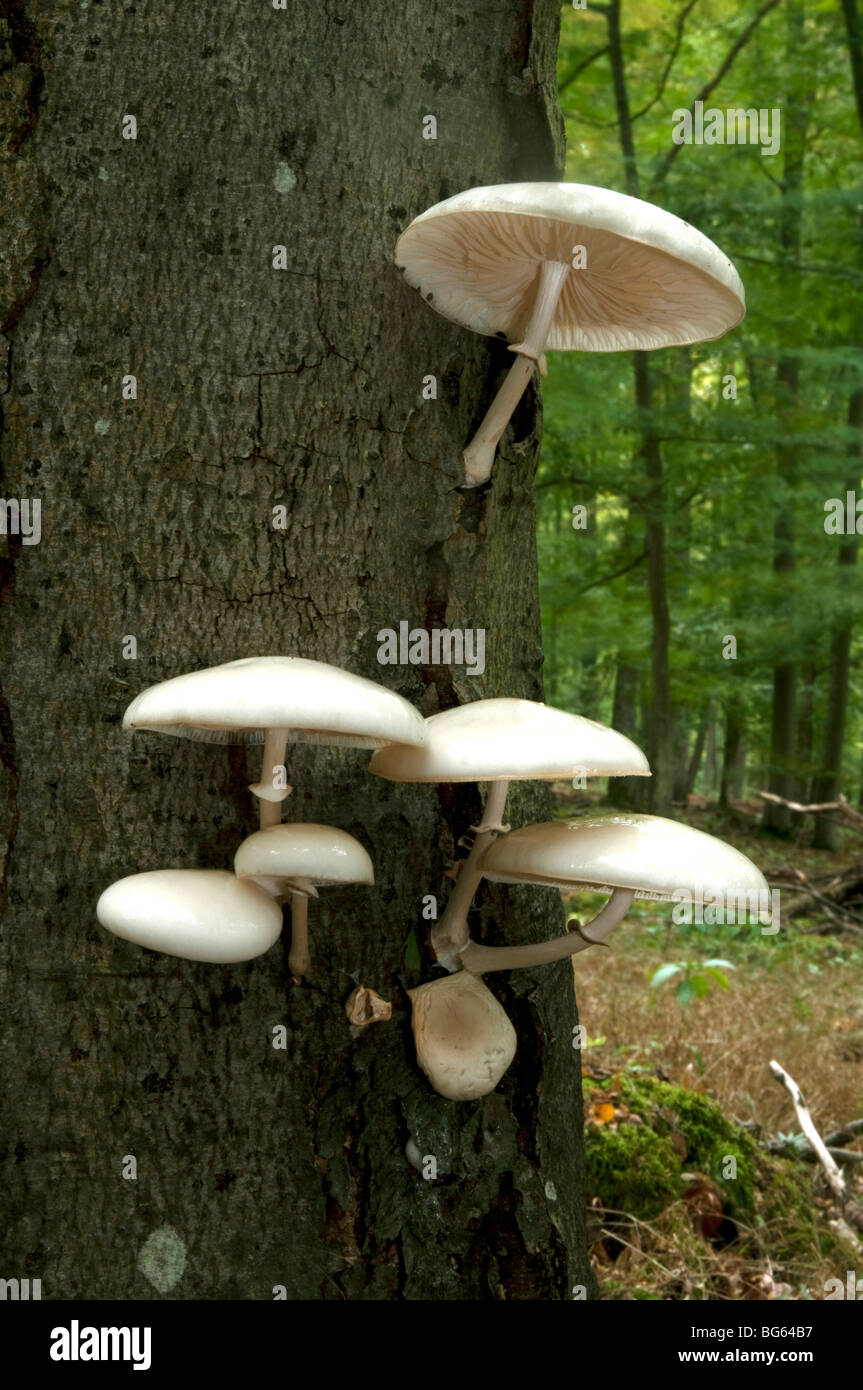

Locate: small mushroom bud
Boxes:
[345,985,392,1028]
[408,971,516,1101]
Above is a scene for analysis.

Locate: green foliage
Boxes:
[585,1072,759,1218]
[543,1,863,802]
[649,957,736,1005]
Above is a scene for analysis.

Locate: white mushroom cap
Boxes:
[96,869,283,963]
[396,182,744,352]
[481,814,768,902]
[234,823,374,894]
[122,656,427,749]
[368,698,649,783]
[408,971,517,1100]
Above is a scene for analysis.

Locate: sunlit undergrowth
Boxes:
[543,791,863,1298]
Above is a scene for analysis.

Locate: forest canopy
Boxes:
[541,0,863,842]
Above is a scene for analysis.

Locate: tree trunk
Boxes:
[639,359,674,815]
[606,659,642,808]
[719,707,745,807]
[762,0,809,837]
[671,711,690,804]
[811,388,862,851]
[795,663,817,803]
[686,702,710,800]
[605,0,672,814]
[0,1,594,1301]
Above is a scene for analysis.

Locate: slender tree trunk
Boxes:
[686,700,712,800]
[795,663,817,802]
[720,707,745,807]
[811,388,862,850]
[606,659,642,808]
[841,0,863,132]
[672,713,691,804]
[636,354,674,813]
[606,0,672,813]
[763,0,809,837]
[0,1,593,1301]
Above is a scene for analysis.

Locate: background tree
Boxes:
[542,0,863,833]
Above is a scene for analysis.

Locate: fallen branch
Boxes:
[758,790,863,834]
[766,1117,863,1158]
[766,1139,863,1164]
[761,867,861,934]
[768,1060,847,1204]
[826,1118,863,1147]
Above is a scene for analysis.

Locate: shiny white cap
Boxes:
[234,823,374,894]
[123,656,427,749]
[96,869,284,962]
[369,697,649,783]
[481,814,768,902]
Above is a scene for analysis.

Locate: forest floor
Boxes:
[550,787,863,1300]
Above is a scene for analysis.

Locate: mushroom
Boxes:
[395,183,745,485]
[407,971,516,1101]
[459,813,769,973]
[368,697,649,970]
[123,656,426,829]
[234,822,373,981]
[96,869,283,963]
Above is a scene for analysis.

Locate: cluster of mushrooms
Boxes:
[98,656,767,1103]
[99,180,753,1100]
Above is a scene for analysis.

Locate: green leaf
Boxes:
[676,979,696,1007]
[690,974,711,998]
[704,959,736,970]
[650,962,683,988]
[704,968,731,989]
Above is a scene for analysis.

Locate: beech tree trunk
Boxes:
[606,0,672,814]
[763,0,809,838]
[719,706,745,807]
[0,1,595,1301]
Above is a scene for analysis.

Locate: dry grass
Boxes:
[551,790,863,1297]
[570,905,863,1134]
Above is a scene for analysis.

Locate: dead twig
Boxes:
[769,1060,863,1238]
[758,790,863,834]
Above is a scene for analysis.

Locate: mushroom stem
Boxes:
[287,891,310,980]
[256,727,289,829]
[431,779,510,972]
[458,886,636,975]
[462,258,570,487]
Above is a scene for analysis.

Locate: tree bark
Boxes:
[0,1,594,1301]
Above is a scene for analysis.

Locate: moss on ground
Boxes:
[584,1071,843,1295]
[584,1074,758,1219]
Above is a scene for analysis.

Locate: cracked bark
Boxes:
[0,1,595,1300]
